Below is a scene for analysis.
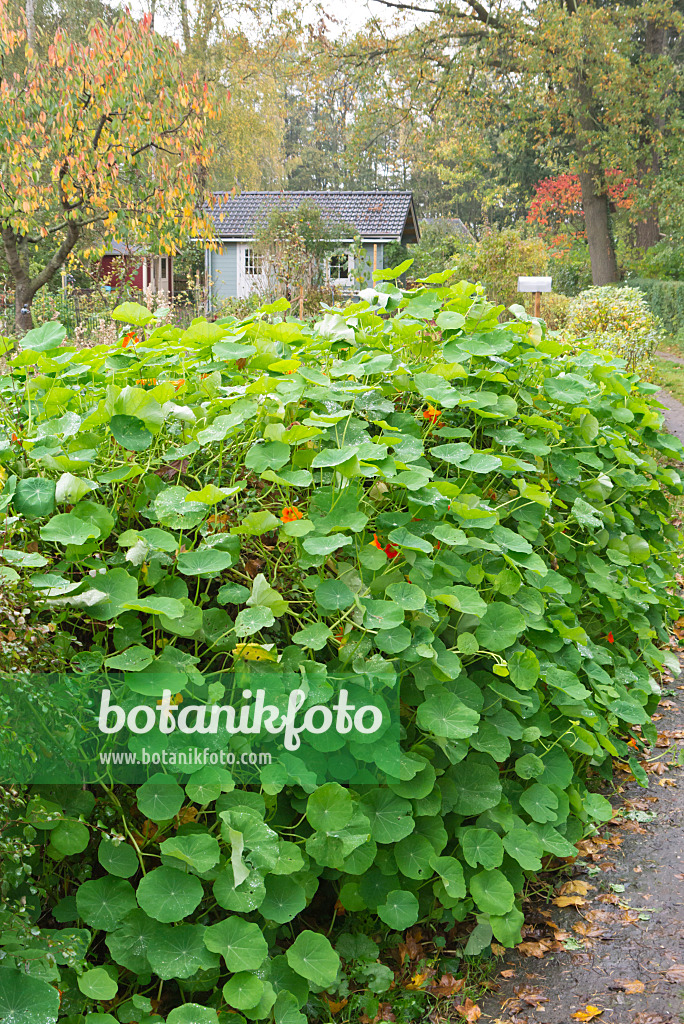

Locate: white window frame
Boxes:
[328,251,354,286]
[244,247,263,276]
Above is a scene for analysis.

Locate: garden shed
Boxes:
[204,190,420,303]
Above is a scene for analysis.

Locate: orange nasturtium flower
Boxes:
[423,404,442,423]
[370,533,383,550]
[173,379,185,391]
[281,506,303,523]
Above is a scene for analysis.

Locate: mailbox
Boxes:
[517,276,552,293]
[517,276,552,316]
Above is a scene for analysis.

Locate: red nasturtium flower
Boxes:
[423,404,441,423]
[281,506,303,523]
[384,542,399,559]
[606,632,615,644]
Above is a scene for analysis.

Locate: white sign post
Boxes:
[517,275,552,317]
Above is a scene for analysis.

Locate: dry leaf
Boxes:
[516,939,557,958]
[455,998,481,1023]
[490,943,506,956]
[404,972,429,991]
[559,880,595,896]
[571,1006,603,1021]
[324,996,349,1014]
[553,895,586,907]
[500,969,515,979]
[609,979,645,993]
[665,965,684,983]
[513,986,548,1007]
[428,974,464,997]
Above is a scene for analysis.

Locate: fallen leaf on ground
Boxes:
[513,986,548,1007]
[491,943,506,956]
[428,974,464,997]
[560,880,595,896]
[516,939,560,957]
[632,1014,670,1024]
[553,895,587,907]
[609,979,645,993]
[500,969,515,978]
[455,997,481,1022]
[665,965,684,983]
[572,921,606,939]
[571,1007,603,1021]
[324,996,348,1014]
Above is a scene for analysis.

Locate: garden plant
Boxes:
[0,264,682,1024]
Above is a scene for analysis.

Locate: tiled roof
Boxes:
[205,191,419,243]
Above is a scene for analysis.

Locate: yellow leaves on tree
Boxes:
[0,0,220,329]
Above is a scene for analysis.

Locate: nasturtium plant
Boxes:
[0,270,681,1022]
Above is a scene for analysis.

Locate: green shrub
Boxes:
[0,276,682,1022]
[450,227,549,309]
[565,284,664,374]
[407,221,472,281]
[624,278,684,338]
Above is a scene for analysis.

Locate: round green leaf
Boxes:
[49,819,89,856]
[469,868,515,915]
[430,856,466,899]
[0,969,60,1024]
[245,440,291,473]
[136,774,185,821]
[146,923,210,980]
[21,320,66,351]
[105,909,161,974]
[160,833,220,874]
[110,414,152,452]
[394,834,436,879]
[460,828,503,870]
[417,691,480,739]
[377,890,419,930]
[306,783,353,832]
[154,486,207,529]
[167,1006,219,1024]
[112,301,155,326]
[76,875,137,931]
[77,968,118,1001]
[362,600,404,630]
[13,477,56,518]
[446,758,502,815]
[291,623,332,650]
[260,875,307,924]
[502,829,544,870]
[285,931,340,987]
[475,603,526,652]
[223,973,264,1011]
[519,783,559,824]
[204,916,268,971]
[40,512,98,546]
[360,789,414,844]
[137,866,203,922]
[314,578,355,611]
[176,549,236,576]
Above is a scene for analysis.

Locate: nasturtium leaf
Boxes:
[362,600,404,630]
[110,414,153,452]
[160,833,221,874]
[394,834,436,879]
[222,974,264,1011]
[77,968,118,1001]
[176,549,236,576]
[146,923,211,980]
[232,510,280,535]
[0,969,60,1024]
[460,452,502,473]
[543,374,590,405]
[112,301,155,326]
[447,759,502,815]
[519,783,559,824]
[311,444,359,469]
[314,578,355,611]
[584,791,613,822]
[360,789,414,843]
[76,875,137,931]
[260,875,307,923]
[461,828,504,869]
[105,910,160,974]
[137,866,203,922]
[306,783,353,832]
[430,856,466,899]
[490,907,525,947]
[40,512,98,546]
[13,477,56,517]
[136,775,185,821]
[417,691,480,739]
[154,486,207,529]
[292,623,332,650]
[49,819,90,856]
[377,890,420,929]
[245,440,291,473]
[514,754,544,779]
[104,645,155,672]
[475,603,526,652]
[286,931,340,986]
[502,829,544,870]
[167,1006,219,1024]
[204,916,268,971]
[508,648,539,689]
[434,586,487,617]
[430,442,474,465]
[385,582,426,610]
[469,869,516,915]
[236,606,276,636]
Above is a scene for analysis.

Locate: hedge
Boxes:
[624,277,684,338]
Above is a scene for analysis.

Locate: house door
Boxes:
[237,245,267,298]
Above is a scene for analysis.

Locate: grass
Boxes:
[655,357,684,405]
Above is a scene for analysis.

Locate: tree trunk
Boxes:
[25,0,36,47]
[3,222,80,334]
[14,281,36,332]
[578,170,620,285]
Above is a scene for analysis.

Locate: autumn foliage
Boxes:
[527,173,635,254]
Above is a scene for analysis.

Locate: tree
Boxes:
[367,0,683,285]
[0,4,218,331]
